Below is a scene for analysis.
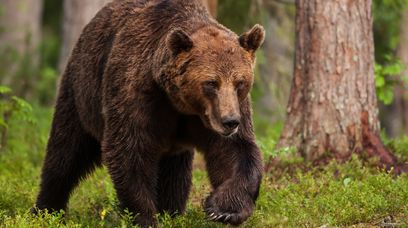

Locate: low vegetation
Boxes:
[0,104,407,227]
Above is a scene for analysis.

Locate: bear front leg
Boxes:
[157,149,194,215]
[203,136,263,226]
[102,132,159,228]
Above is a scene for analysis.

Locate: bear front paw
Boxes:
[203,188,254,225]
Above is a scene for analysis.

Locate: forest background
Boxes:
[0,0,407,227]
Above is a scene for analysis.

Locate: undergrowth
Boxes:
[0,106,407,227]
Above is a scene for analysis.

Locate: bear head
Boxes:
[161,24,265,137]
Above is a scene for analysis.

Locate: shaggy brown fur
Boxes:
[32,0,265,227]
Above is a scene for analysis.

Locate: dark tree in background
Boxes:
[0,0,43,97]
[59,0,111,73]
[278,0,403,170]
[250,0,295,125]
[373,0,408,138]
[393,8,408,136]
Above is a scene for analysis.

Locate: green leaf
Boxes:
[0,117,8,129]
[0,86,12,94]
[11,96,33,112]
[374,64,383,73]
[343,177,352,187]
[375,76,385,87]
[382,63,402,75]
[382,89,394,105]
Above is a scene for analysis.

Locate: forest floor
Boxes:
[0,107,407,227]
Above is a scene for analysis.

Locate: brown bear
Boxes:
[33,0,265,227]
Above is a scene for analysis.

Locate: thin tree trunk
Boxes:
[58,0,112,73]
[278,0,403,171]
[391,8,408,136]
[253,0,295,125]
[201,0,217,18]
[0,0,42,96]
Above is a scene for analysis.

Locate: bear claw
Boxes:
[205,208,235,223]
[205,204,251,225]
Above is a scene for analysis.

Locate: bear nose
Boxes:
[221,116,240,130]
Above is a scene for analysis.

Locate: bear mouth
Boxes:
[220,127,239,137]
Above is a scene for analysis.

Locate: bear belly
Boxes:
[164,143,196,156]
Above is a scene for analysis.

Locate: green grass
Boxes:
[0,107,407,227]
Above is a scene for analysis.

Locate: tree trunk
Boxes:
[201,0,217,18]
[252,0,295,126]
[389,8,408,136]
[0,0,43,96]
[58,0,112,73]
[278,0,402,171]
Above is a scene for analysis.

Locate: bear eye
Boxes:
[236,80,246,90]
[203,80,219,90]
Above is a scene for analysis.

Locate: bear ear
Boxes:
[239,24,265,53]
[167,29,194,56]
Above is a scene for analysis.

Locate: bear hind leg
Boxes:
[34,95,102,213]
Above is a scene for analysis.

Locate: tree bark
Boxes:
[58,0,112,73]
[201,0,217,18]
[0,0,43,95]
[278,0,402,170]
